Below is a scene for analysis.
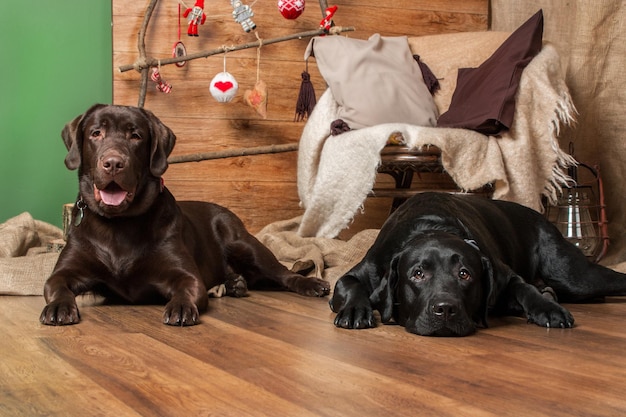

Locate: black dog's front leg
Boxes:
[500,275,575,329]
[330,275,376,329]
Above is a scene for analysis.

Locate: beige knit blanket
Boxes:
[297,43,577,238]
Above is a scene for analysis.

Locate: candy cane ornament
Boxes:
[151,67,172,93]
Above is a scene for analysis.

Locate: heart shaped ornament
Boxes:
[244,80,268,118]
[210,72,239,102]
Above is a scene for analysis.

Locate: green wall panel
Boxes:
[0,1,112,227]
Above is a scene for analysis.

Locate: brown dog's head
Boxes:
[62,104,176,217]
[369,231,493,337]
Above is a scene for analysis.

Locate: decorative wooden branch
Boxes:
[318,0,330,16]
[124,0,348,161]
[168,143,299,164]
[119,26,354,74]
[136,0,159,107]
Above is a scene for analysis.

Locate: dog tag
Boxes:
[74,200,86,227]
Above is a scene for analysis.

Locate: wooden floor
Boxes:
[2,292,626,417]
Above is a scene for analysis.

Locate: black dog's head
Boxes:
[370,231,494,337]
[62,104,176,217]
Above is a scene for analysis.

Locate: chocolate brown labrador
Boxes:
[40,104,330,326]
[330,192,626,336]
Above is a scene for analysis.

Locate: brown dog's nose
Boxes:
[102,155,125,175]
[432,301,458,320]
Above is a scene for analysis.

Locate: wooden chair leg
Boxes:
[390,170,414,212]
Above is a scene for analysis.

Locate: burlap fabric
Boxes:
[492,0,626,265]
[255,216,378,289]
[0,213,62,295]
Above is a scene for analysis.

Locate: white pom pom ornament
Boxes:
[210,71,238,102]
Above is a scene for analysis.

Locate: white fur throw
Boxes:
[297,43,576,238]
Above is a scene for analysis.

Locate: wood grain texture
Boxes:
[2,294,626,416]
[112,0,488,233]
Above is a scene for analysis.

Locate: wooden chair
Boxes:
[372,145,493,212]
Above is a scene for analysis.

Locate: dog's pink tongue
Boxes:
[99,189,128,206]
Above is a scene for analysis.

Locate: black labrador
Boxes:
[330,192,626,336]
[40,104,330,326]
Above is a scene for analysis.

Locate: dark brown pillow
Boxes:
[436,10,544,135]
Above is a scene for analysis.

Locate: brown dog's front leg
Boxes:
[40,276,81,325]
[162,275,208,326]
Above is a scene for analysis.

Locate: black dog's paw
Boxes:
[291,275,331,297]
[334,302,376,329]
[526,304,575,329]
[163,299,200,326]
[40,300,81,326]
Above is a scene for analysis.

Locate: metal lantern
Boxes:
[545,145,609,263]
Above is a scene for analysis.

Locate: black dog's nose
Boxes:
[102,155,125,175]
[432,301,458,320]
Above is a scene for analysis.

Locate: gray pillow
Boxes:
[305,34,439,130]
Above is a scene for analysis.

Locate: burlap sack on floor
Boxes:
[0,213,62,295]
[255,216,378,289]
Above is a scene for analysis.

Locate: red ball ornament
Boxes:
[277,0,304,19]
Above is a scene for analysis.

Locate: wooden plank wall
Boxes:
[112,0,488,234]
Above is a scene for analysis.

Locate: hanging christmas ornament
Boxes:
[244,80,268,118]
[210,72,238,102]
[244,39,268,118]
[173,41,187,66]
[183,0,207,37]
[151,66,172,93]
[210,50,238,102]
[320,5,338,33]
[231,0,256,33]
[277,0,305,19]
[172,4,187,67]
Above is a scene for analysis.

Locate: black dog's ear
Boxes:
[141,107,176,177]
[62,104,106,170]
[370,256,399,324]
[477,255,495,328]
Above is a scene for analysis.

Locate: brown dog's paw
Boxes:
[291,276,331,297]
[40,300,81,326]
[163,299,200,326]
[224,273,249,297]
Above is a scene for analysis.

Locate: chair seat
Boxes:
[372,145,493,212]
[378,145,444,173]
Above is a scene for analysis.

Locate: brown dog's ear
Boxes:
[369,256,399,324]
[141,108,176,177]
[62,104,106,170]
